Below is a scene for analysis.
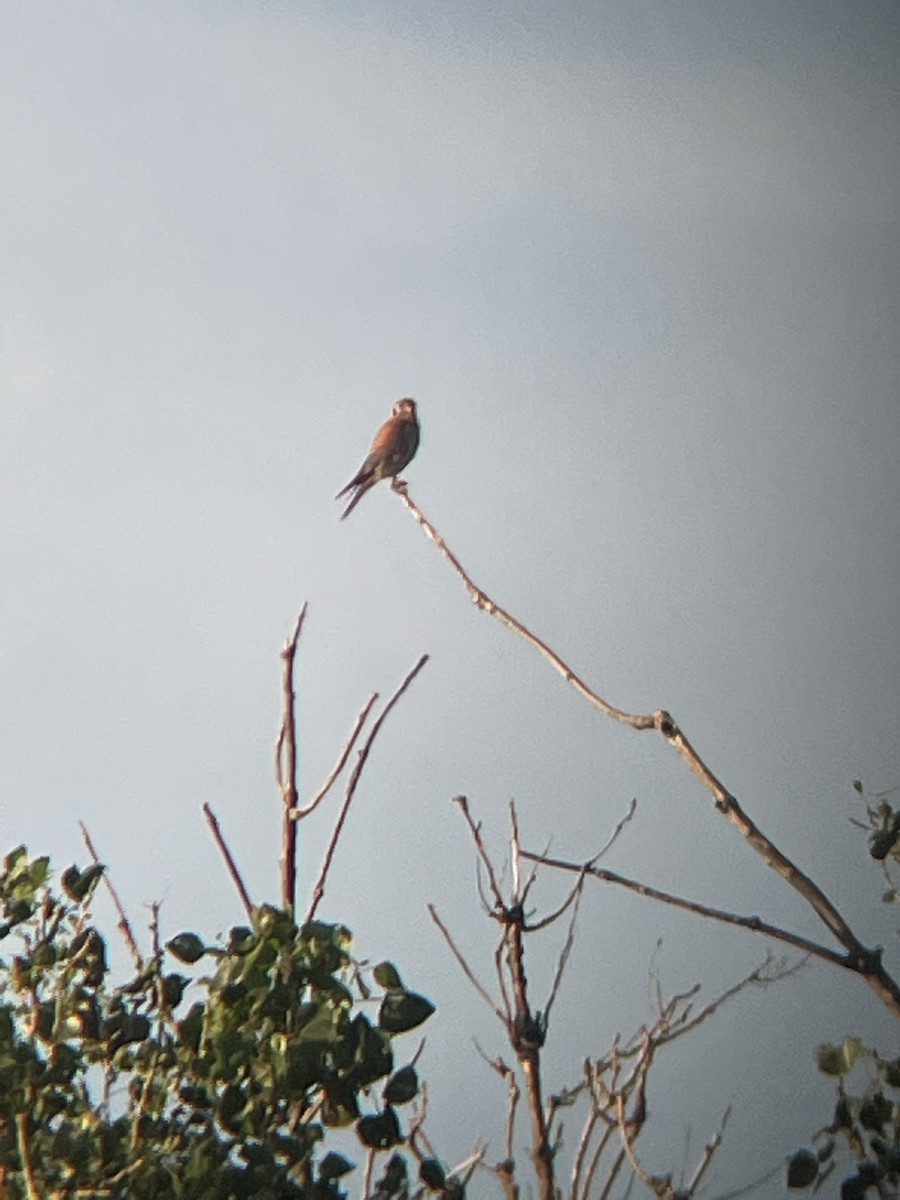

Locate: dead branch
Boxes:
[290,693,379,819]
[79,822,142,970]
[428,904,508,1024]
[202,803,254,918]
[15,1111,39,1200]
[305,655,429,922]
[453,795,506,910]
[475,1044,521,1165]
[276,604,308,913]
[522,851,850,971]
[542,870,586,1027]
[395,484,900,1017]
[685,1104,731,1195]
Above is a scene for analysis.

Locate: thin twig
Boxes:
[453,796,506,910]
[429,905,508,1024]
[79,822,142,970]
[475,1044,521,1163]
[396,484,900,1017]
[521,851,850,971]
[494,939,514,1026]
[592,797,639,861]
[202,803,254,918]
[528,865,588,933]
[276,604,308,913]
[510,801,540,907]
[15,1112,40,1200]
[306,655,429,922]
[542,870,586,1026]
[290,693,379,819]
[595,1143,627,1200]
[394,483,656,729]
[361,1148,374,1200]
[686,1104,731,1195]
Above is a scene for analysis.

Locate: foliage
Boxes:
[787,1039,900,1198]
[0,846,447,1200]
[788,783,900,1198]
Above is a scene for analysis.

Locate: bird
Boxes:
[336,398,420,520]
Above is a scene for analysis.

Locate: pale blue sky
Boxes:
[2,2,899,1194]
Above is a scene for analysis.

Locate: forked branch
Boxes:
[395,484,900,1018]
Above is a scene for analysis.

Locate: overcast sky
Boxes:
[2,1,899,1194]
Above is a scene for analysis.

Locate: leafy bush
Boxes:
[0,846,443,1199]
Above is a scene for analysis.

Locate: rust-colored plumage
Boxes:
[336,398,420,519]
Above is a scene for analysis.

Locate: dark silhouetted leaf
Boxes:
[357,1107,401,1149]
[319,1151,354,1180]
[167,932,207,964]
[787,1148,819,1189]
[420,1158,447,1190]
[374,961,404,990]
[379,990,435,1033]
[384,1065,418,1105]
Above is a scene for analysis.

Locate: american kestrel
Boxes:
[336,398,420,520]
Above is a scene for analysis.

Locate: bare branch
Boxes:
[290,693,379,819]
[522,850,850,971]
[475,1044,521,1165]
[305,655,429,922]
[685,1104,731,1195]
[542,870,586,1027]
[202,803,254,918]
[394,483,656,730]
[453,795,506,910]
[15,1111,40,1200]
[428,905,508,1024]
[304,657,427,916]
[494,939,514,1026]
[654,956,800,1049]
[510,801,540,907]
[79,822,142,970]
[276,604,308,914]
[591,796,638,861]
[395,484,900,1017]
[528,865,588,933]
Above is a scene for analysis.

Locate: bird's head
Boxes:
[393,397,417,420]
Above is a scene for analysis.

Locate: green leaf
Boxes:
[226,925,254,954]
[374,961,404,990]
[3,845,27,874]
[167,932,207,964]
[357,1107,401,1149]
[870,828,899,861]
[815,1038,862,1077]
[787,1148,819,1189]
[859,1092,892,1132]
[27,856,51,889]
[379,990,435,1034]
[61,863,104,902]
[319,1151,354,1180]
[297,1004,342,1043]
[384,1065,418,1105]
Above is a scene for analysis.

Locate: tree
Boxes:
[2,482,896,1197]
